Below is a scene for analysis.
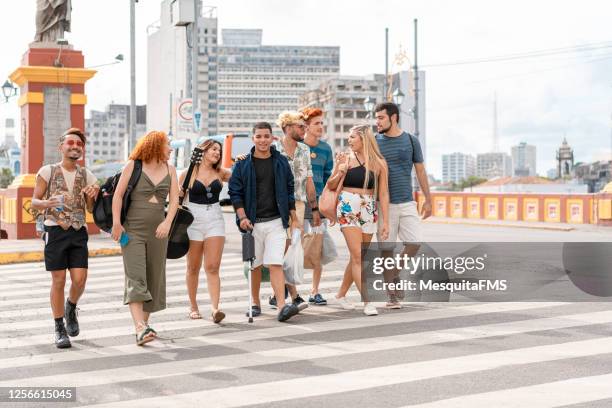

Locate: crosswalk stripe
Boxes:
[81,336,612,408]
[0,259,259,298]
[0,257,245,283]
[0,302,566,366]
[0,253,245,276]
[0,271,348,330]
[1,308,609,389]
[405,373,612,407]
[0,274,346,321]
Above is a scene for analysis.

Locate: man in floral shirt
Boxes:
[271,111,321,310]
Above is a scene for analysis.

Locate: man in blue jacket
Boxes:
[228,122,300,322]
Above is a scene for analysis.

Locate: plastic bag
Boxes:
[284,229,304,285]
[321,229,338,265]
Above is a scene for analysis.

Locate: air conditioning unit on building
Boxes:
[172,0,195,27]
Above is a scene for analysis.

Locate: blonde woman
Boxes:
[327,125,389,316]
[179,140,231,323]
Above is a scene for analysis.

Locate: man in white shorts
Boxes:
[228,122,301,322]
[374,102,433,308]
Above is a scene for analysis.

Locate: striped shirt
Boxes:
[376,132,424,203]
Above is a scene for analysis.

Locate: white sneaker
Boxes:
[335,296,355,310]
[363,303,378,316]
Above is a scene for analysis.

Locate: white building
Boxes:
[442,152,476,184]
[512,142,537,176]
[1,118,17,149]
[299,70,426,157]
[85,104,146,165]
[476,152,512,179]
[299,75,384,150]
[147,1,340,140]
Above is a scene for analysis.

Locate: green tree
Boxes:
[459,176,487,190]
[0,168,14,188]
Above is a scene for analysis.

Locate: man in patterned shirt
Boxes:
[271,111,321,310]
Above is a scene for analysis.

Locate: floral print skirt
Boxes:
[336,190,378,234]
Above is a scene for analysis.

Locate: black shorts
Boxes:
[44,226,89,271]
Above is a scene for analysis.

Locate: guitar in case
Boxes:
[166,147,204,259]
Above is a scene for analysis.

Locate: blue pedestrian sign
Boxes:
[193,110,202,133]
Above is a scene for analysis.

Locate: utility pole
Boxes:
[129,0,136,152]
[413,18,420,139]
[493,91,499,152]
[191,0,200,138]
[384,27,389,102]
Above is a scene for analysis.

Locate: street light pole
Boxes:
[191,0,199,134]
[130,0,136,152]
[413,18,420,139]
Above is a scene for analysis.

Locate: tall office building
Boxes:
[512,142,537,176]
[476,152,512,179]
[299,70,426,155]
[442,152,476,184]
[85,104,146,164]
[147,1,339,140]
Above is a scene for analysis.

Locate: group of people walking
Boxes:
[32,102,432,349]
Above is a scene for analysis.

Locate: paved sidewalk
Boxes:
[424,216,579,231]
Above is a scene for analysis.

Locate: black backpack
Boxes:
[93,160,142,233]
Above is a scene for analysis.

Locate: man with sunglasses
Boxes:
[31,128,100,348]
[270,111,321,311]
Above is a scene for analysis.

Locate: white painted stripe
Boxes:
[0,256,242,279]
[406,374,612,408]
[81,336,612,408]
[0,302,565,368]
[0,259,252,297]
[0,270,347,331]
[0,274,346,321]
[3,309,610,389]
[0,254,244,276]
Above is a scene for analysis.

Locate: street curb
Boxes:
[424,219,574,232]
[0,248,122,266]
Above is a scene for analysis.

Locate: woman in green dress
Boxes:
[111,131,179,345]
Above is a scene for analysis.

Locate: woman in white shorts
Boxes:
[326,125,389,316]
[179,140,231,323]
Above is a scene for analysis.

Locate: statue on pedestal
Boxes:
[35,0,72,43]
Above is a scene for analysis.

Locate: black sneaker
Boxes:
[245,305,261,317]
[54,322,71,349]
[308,293,328,306]
[293,295,309,311]
[64,298,79,337]
[277,303,299,322]
[268,295,278,309]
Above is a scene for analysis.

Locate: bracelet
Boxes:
[311,207,319,212]
[239,216,247,222]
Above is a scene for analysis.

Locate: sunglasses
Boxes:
[65,140,84,147]
[293,124,306,129]
[205,184,213,200]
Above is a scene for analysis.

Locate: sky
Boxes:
[1,0,611,179]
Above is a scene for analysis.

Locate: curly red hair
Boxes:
[301,107,324,123]
[129,131,169,162]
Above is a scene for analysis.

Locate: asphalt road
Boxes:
[1,218,612,407]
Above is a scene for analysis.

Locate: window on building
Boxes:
[335,111,342,118]
[335,124,341,132]
[343,125,352,132]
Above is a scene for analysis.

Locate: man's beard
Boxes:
[379,124,391,134]
[67,151,81,161]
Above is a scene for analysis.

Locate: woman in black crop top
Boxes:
[178,140,232,323]
[325,125,389,316]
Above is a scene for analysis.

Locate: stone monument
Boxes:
[0,1,97,239]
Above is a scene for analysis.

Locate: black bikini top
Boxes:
[343,156,375,189]
[190,179,223,204]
